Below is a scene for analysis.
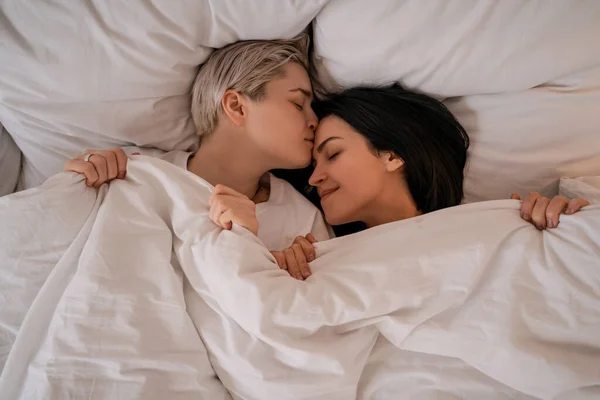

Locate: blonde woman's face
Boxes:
[244,62,318,169]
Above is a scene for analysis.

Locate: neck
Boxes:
[361,181,421,228]
[187,127,269,199]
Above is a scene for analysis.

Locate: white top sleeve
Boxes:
[310,212,335,242]
[257,175,334,250]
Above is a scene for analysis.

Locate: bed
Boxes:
[1,0,600,399]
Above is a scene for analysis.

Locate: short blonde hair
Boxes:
[191,36,309,140]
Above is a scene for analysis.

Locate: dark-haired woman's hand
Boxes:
[271,234,318,281]
[511,192,589,230]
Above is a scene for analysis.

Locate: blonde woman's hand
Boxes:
[511,192,589,230]
[64,148,128,187]
[209,184,259,236]
[271,234,318,281]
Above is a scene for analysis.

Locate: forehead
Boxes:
[267,62,312,94]
[315,116,354,141]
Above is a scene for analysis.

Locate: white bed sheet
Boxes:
[1,158,599,399]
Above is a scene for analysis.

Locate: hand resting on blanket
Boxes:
[208,183,317,280]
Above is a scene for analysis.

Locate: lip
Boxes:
[319,187,338,201]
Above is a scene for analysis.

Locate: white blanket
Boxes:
[1,158,599,399]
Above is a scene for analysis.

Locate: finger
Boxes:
[545,196,568,229]
[292,243,311,279]
[219,210,234,231]
[510,193,521,200]
[88,154,108,188]
[284,248,303,280]
[96,150,118,181]
[213,184,248,199]
[305,233,318,244]
[111,148,128,179]
[210,200,227,229]
[75,149,99,161]
[531,196,551,230]
[566,198,590,215]
[64,159,99,187]
[520,192,541,221]
[271,251,287,270]
[294,236,316,262]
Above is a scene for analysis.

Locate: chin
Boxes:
[323,207,352,226]
[285,152,312,169]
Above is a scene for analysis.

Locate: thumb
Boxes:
[305,233,318,244]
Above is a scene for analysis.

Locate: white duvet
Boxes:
[1,157,599,399]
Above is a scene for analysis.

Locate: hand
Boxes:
[64,148,128,187]
[271,234,318,281]
[209,184,259,236]
[511,192,589,230]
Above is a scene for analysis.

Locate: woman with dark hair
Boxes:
[308,84,469,228]
[244,85,589,276]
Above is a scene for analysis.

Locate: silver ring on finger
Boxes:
[83,153,93,163]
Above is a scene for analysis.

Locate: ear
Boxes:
[221,89,247,127]
[380,151,404,173]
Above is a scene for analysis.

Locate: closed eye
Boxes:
[328,152,340,161]
[292,101,303,111]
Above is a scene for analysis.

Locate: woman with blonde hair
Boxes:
[65,37,332,274]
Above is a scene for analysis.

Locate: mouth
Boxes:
[319,187,338,201]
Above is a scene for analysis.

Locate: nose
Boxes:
[307,108,318,132]
[308,164,325,187]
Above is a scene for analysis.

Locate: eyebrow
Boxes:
[289,88,313,100]
[316,136,342,153]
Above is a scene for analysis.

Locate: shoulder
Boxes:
[161,150,192,169]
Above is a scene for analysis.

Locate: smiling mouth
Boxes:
[320,188,338,201]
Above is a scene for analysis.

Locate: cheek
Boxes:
[323,158,384,223]
[266,103,305,134]
[250,104,306,146]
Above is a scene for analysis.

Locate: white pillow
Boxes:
[313,0,600,97]
[0,0,327,189]
[452,66,600,202]
[313,0,600,201]
[0,125,21,196]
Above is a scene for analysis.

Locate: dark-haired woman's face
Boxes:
[309,116,404,226]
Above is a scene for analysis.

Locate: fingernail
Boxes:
[565,208,573,215]
[296,274,302,280]
[547,219,554,229]
[523,213,530,221]
[303,268,311,276]
[308,254,315,262]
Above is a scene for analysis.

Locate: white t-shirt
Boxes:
[124,147,332,248]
